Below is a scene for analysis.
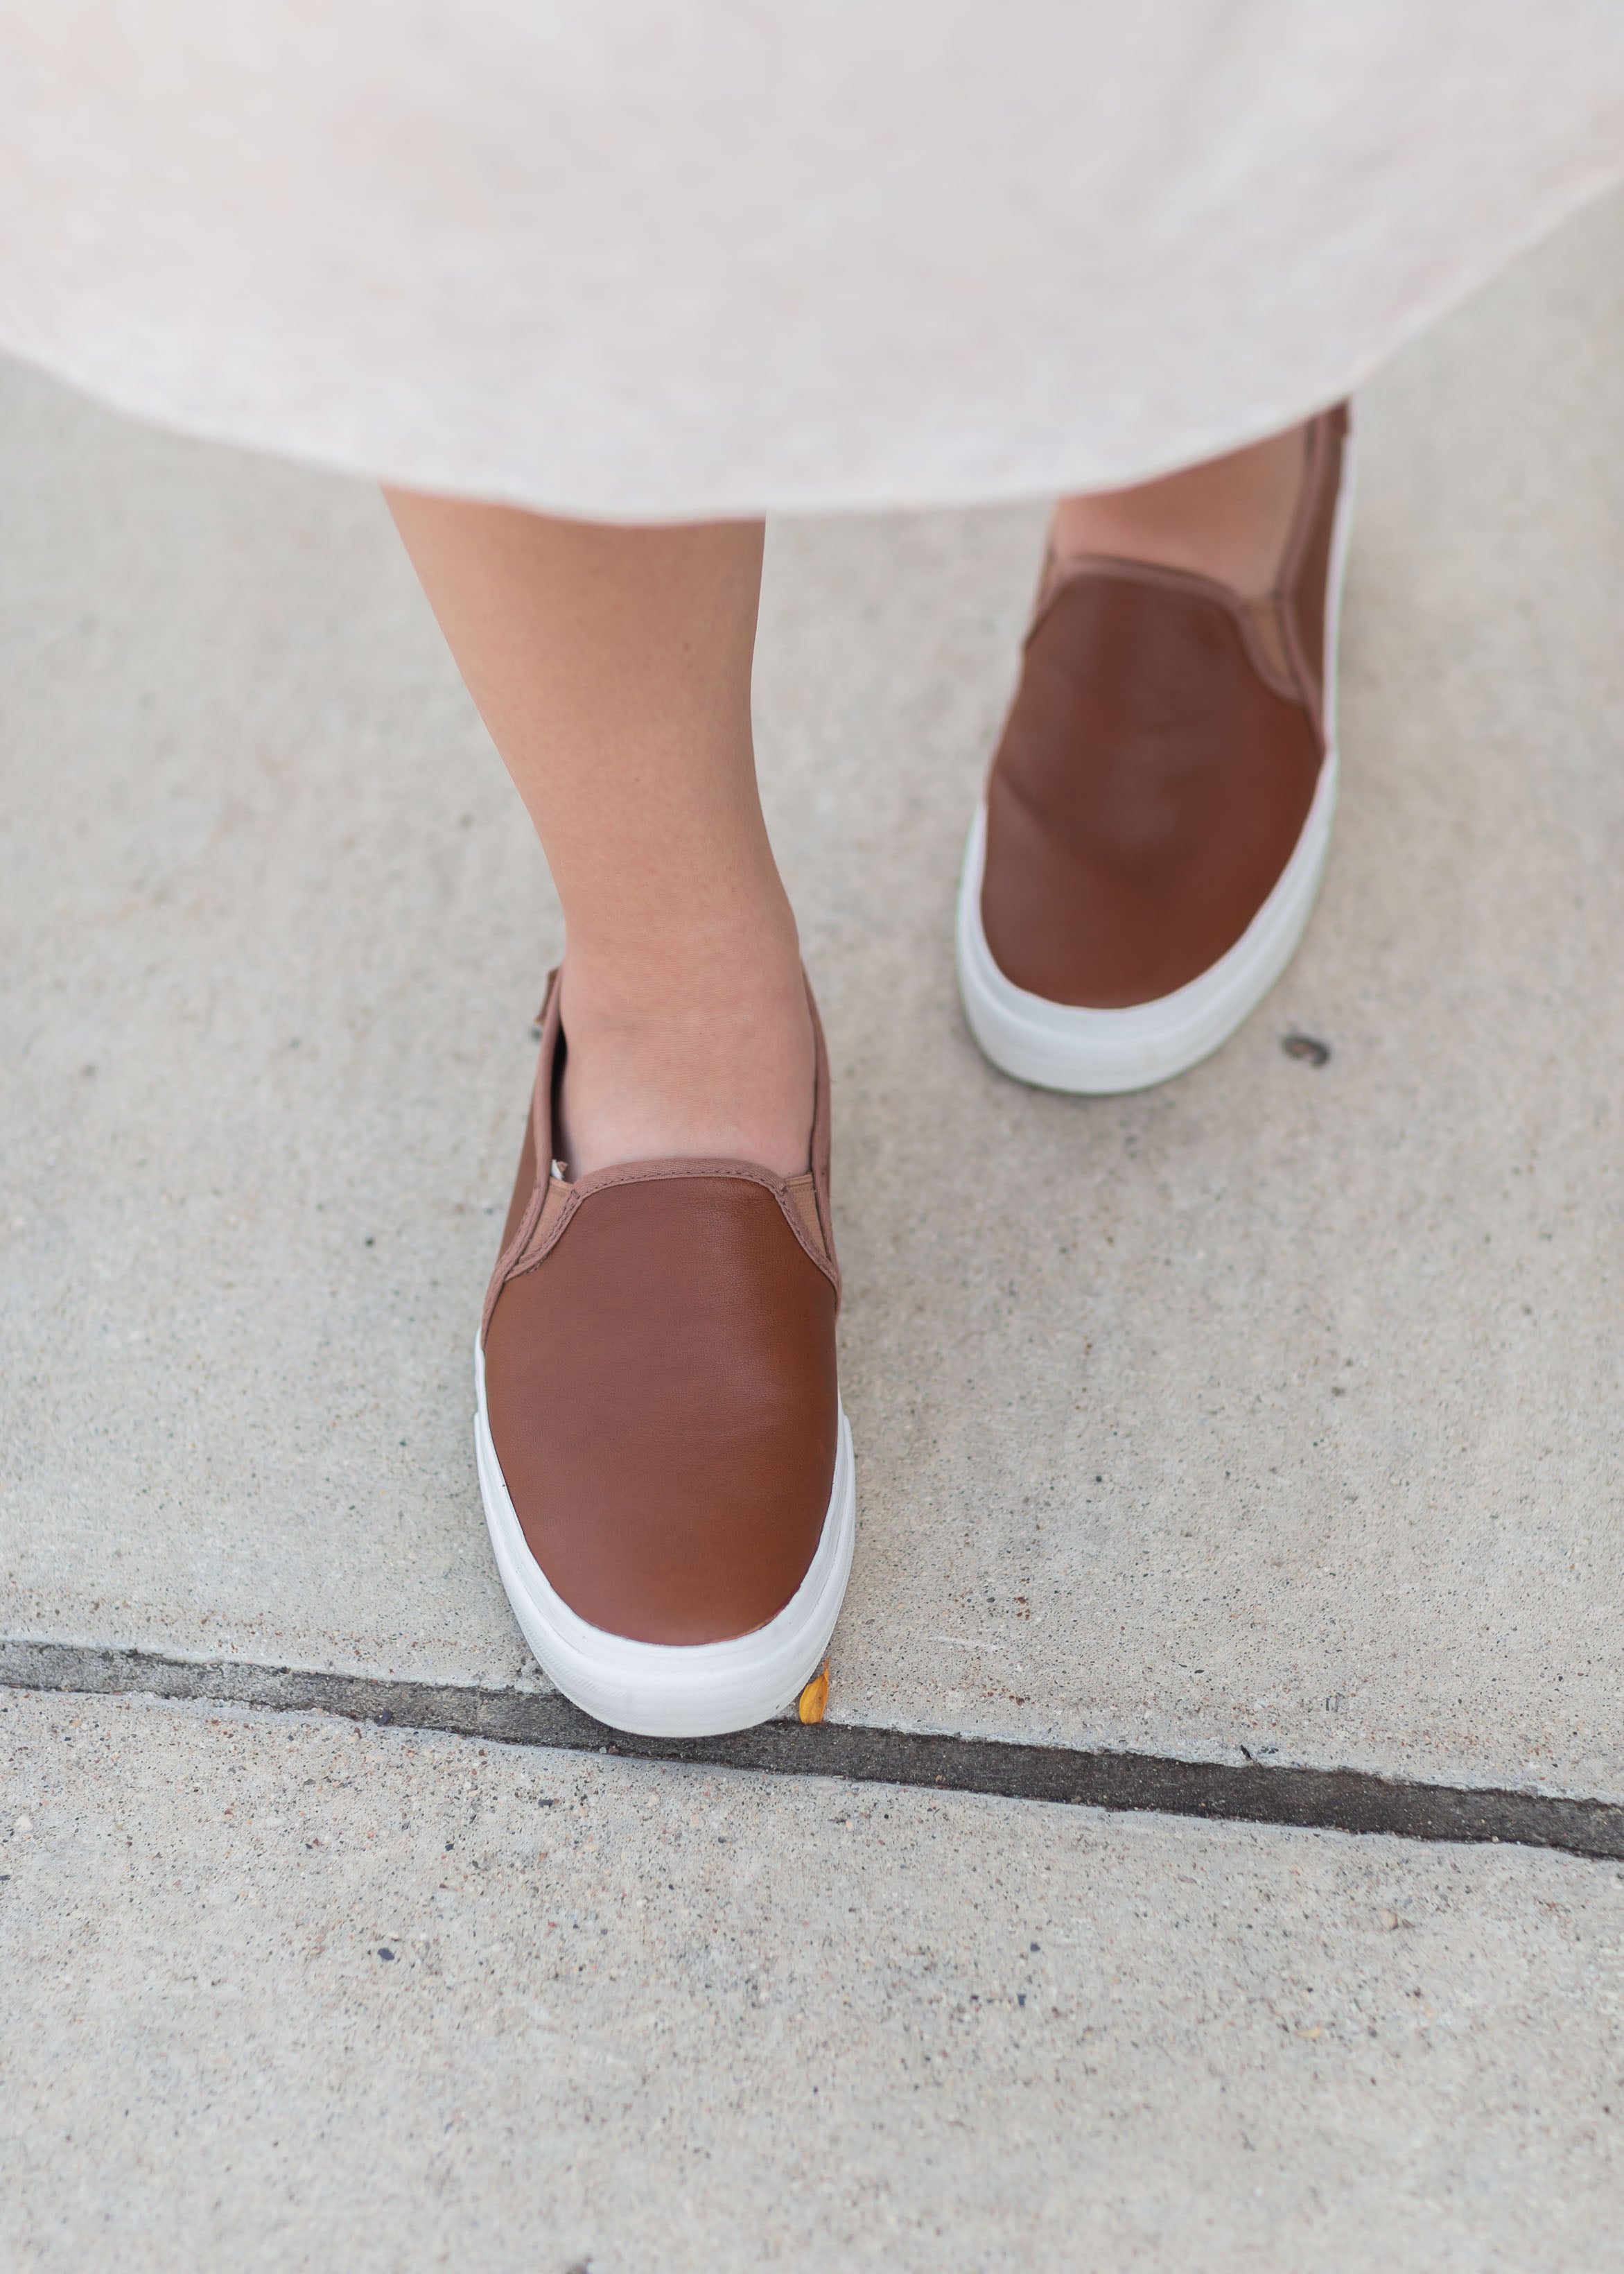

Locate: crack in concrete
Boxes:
[4,1638,1621,1860]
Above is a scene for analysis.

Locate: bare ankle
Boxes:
[554,947,816,1181]
[1050,422,1309,599]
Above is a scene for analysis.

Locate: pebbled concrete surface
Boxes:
[1,194,1621,1790]
[6,1687,1624,2274]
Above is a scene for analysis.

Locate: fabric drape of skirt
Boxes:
[1,1,1621,520]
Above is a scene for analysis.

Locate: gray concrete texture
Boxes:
[7,1687,1624,2274]
[2,193,1623,1793]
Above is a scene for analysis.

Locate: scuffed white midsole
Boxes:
[956,430,1355,1095]
[473,1334,855,1739]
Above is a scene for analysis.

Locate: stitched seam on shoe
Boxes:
[502,1163,841,1295]
[569,1157,787,1196]
[804,987,840,1292]
[1233,598,1305,704]
[503,1181,582,1282]
[774,1185,841,1295]
[481,1180,546,1344]
[812,1189,840,1298]
[480,969,564,1344]
[1026,555,1255,649]
[1275,413,1336,740]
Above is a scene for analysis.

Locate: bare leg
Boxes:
[1051,423,1307,594]
[385,433,1305,1182]
[383,499,813,1179]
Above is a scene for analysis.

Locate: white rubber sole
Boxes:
[956,436,1356,1095]
[473,1335,856,1738]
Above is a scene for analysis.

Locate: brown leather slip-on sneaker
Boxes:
[473,971,855,1737]
[957,404,1354,1093]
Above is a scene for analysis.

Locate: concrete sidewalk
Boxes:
[3,189,1623,2268]
[7,1688,1624,2273]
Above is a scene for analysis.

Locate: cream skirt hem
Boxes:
[2,1,1621,517]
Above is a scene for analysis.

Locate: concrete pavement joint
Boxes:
[6,1636,1622,1860]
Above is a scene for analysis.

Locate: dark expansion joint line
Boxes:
[5,1638,1621,1862]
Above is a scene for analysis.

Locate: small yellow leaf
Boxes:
[798,1661,830,1724]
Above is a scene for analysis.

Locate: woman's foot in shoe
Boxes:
[957,408,1354,1093]
[475,964,851,1739]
